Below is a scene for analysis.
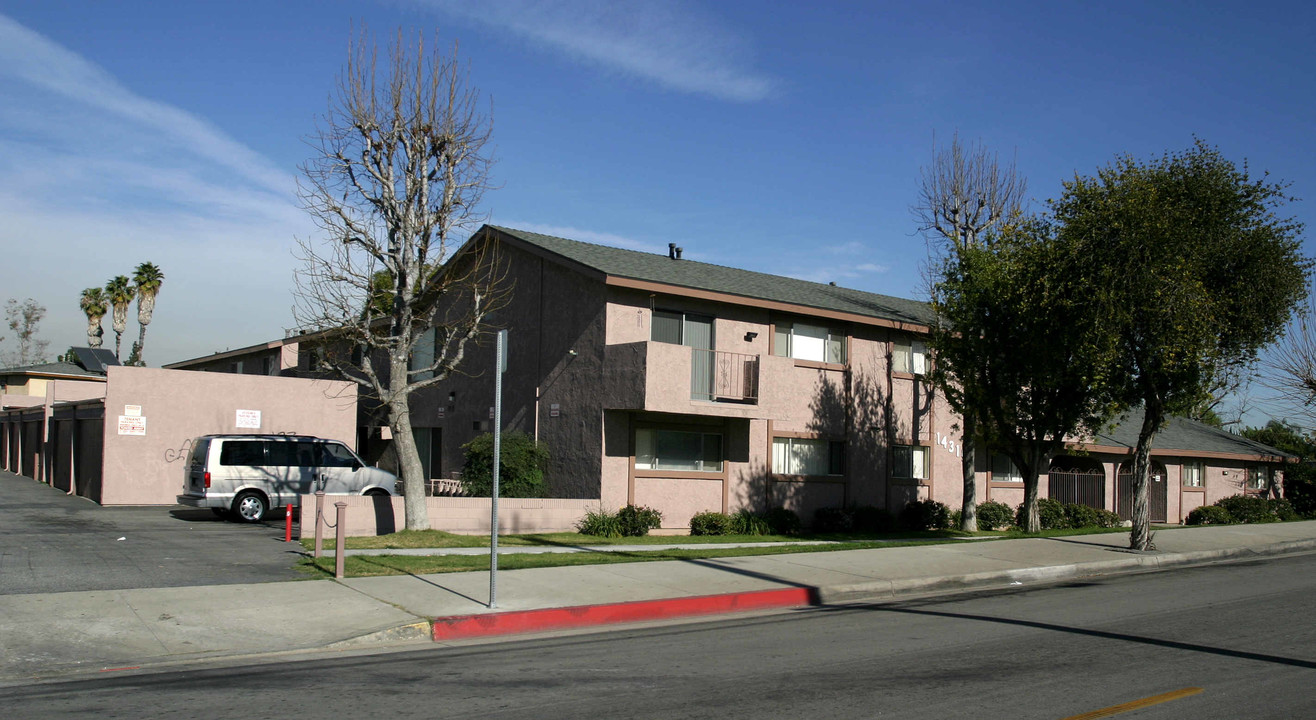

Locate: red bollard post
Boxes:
[334,502,347,579]
[284,504,294,542]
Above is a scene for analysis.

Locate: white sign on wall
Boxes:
[550,403,560,418]
[123,405,142,417]
[235,409,262,429]
[118,416,146,436]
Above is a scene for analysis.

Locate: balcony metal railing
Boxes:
[690,349,759,403]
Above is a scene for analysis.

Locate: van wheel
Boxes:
[233,492,269,523]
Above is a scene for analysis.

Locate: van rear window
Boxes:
[219,441,266,466]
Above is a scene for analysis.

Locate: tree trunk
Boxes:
[960,413,977,532]
[389,394,429,531]
[86,319,103,348]
[1021,464,1041,533]
[1130,407,1161,551]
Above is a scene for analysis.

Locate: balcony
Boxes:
[604,342,762,418]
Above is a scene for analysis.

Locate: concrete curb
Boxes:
[419,537,1316,641]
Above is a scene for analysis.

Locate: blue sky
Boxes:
[2,0,1314,424]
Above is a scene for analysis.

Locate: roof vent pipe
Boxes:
[669,243,681,260]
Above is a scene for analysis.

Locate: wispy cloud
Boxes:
[415,0,777,102]
[0,13,306,365]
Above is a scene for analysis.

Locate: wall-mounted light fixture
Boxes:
[745,332,758,342]
[448,391,456,403]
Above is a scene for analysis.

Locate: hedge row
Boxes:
[1185,495,1300,526]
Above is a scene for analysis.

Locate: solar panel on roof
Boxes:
[71,347,121,374]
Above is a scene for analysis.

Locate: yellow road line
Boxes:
[1060,687,1204,720]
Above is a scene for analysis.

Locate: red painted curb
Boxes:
[432,587,817,640]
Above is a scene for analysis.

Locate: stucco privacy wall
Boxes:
[100,366,357,505]
[297,495,597,537]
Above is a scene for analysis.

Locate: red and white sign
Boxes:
[118,416,146,436]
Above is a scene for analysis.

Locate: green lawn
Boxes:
[297,525,1137,578]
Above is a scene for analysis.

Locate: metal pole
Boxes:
[314,490,325,558]
[490,328,507,608]
[334,501,347,579]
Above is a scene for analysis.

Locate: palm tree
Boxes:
[78,287,109,348]
[104,275,136,360]
[132,262,164,365]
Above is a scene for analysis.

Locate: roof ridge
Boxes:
[488,225,932,312]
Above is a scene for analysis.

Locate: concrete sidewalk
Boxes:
[4,521,1315,683]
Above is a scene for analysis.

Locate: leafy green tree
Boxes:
[132,262,164,365]
[79,287,108,349]
[1054,140,1310,549]
[1241,421,1316,512]
[930,218,1119,532]
[104,275,136,361]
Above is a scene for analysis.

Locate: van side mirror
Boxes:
[352,460,362,471]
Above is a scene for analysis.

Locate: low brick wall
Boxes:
[297,494,598,538]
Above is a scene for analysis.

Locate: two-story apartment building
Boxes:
[168,225,1292,529]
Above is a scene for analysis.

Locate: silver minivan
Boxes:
[176,434,398,522]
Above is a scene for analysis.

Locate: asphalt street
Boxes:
[4,549,1313,719]
[0,471,306,594]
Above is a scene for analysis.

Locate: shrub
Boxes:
[459,432,549,498]
[576,507,622,537]
[1282,464,1316,518]
[1186,505,1233,526]
[1269,497,1301,522]
[813,507,854,533]
[1095,509,1123,528]
[852,505,896,533]
[1014,498,1069,530]
[975,501,1015,531]
[948,509,962,530]
[1216,495,1279,524]
[689,511,734,536]
[1063,503,1101,529]
[617,504,663,536]
[730,509,773,535]
[900,499,951,530]
[763,507,802,535]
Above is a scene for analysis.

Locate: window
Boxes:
[635,428,723,472]
[1182,461,1204,487]
[992,453,1022,482]
[319,442,359,468]
[410,328,437,381]
[773,437,844,476]
[891,445,927,480]
[219,441,265,466]
[266,441,318,467]
[892,339,927,375]
[1249,466,1269,490]
[774,321,845,364]
[652,310,713,348]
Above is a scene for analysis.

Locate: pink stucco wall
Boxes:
[297,495,598,537]
[99,366,358,505]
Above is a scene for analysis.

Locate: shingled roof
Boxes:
[0,361,105,379]
[1093,407,1294,461]
[488,226,937,327]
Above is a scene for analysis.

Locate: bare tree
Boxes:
[293,30,505,531]
[1262,298,1316,427]
[914,132,1028,531]
[3,298,50,367]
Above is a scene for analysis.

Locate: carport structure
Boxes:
[1,366,357,505]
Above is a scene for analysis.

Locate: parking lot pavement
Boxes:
[0,471,309,595]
